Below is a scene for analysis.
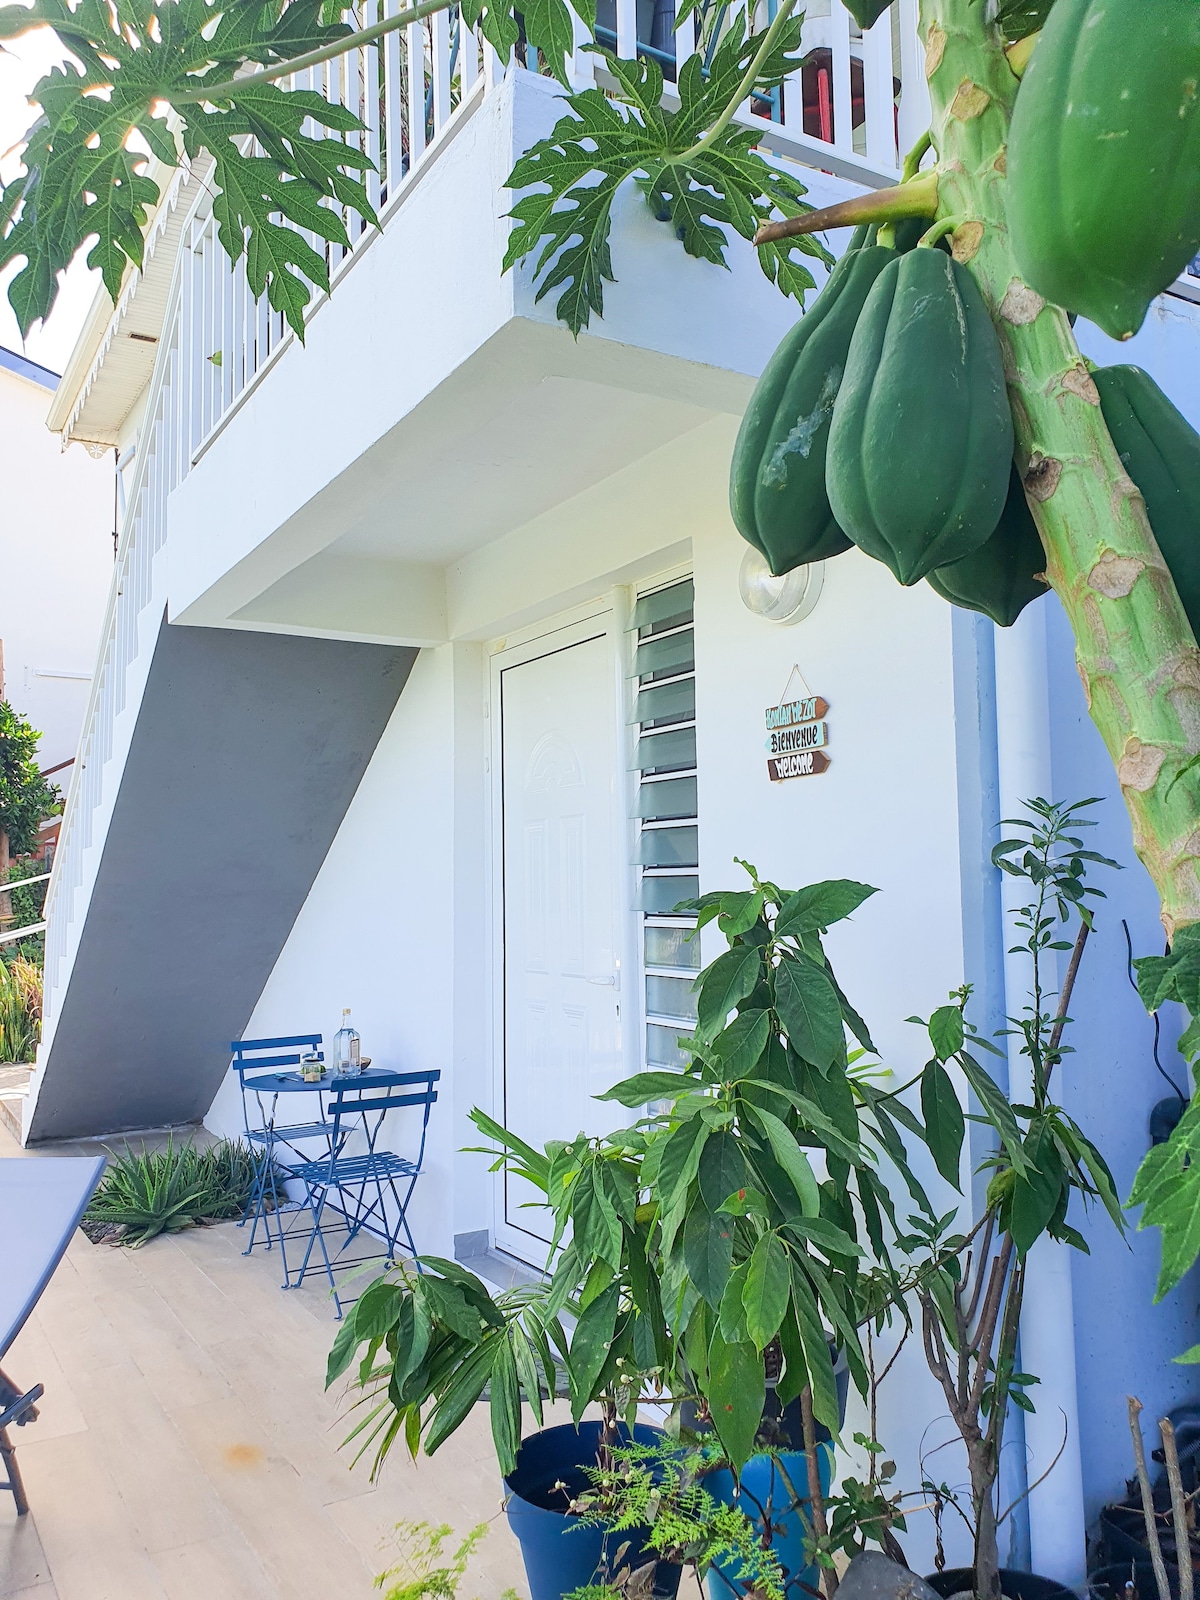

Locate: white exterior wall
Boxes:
[0,358,112,770]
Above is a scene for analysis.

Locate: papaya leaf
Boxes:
[503,21,830,335]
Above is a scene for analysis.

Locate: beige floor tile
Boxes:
[1,1317,87,1444]
[4,1587,60,1600]
[167,1397,375,1600]
[0,1509,55,1596]
[148,1533,280,1600]
[61,1362,230,1554]
[12,1432,170,1600]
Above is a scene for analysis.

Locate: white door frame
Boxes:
[486,598,642,1267]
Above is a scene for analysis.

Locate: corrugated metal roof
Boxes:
[48,153,210,452]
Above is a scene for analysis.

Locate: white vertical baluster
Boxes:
[179,227,195,474]
[384,0,404,197]
[673,0,696,68]
[221,248,235,416]
[569,5,596,88]
[616,0,636,59]
[483,32,505,84]
[200,228,213,441]
[830,0,853,152]
[432,5,451,135]
[895,0,929,159]
[365,0,384,212]
[861,5,896,170]
[407,16,427,167]
[233,255,248,399]
[461,8,480,92]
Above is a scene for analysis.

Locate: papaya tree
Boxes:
[5,0,1200,1289]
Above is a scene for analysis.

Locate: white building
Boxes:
[20,4,1200,1586]
[0,346,112,774]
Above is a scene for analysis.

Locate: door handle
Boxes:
[583,975,617,987]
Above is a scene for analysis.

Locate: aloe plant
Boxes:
[85,1135,261,1245]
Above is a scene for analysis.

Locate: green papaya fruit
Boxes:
[926,467,1049,627]
[825,248,1014,586]
[1094,364,1200,637]
[729,245,895,576]
[1007,0,1200,341]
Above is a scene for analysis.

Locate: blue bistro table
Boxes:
[242,1066,439,1312]
[0,1155,106,1513]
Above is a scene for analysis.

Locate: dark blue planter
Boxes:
[703,1443,833,1600]
[504,1422,682,1600]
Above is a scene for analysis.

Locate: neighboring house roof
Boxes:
[47,146,209,453]
[0,346,59,391]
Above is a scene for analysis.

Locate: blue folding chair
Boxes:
[286,1071,440,1316]
[230,1033,328,1257]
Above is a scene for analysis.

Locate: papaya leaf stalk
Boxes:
[917,0,1200,939]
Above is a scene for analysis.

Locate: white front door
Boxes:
[494,619,625,1265]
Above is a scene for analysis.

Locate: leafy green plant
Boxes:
[502,16,830,334]
[892,797,1122,1600]
[373,1520,517,1600]
[85,1136,262,1245]
[0,706,59,860]
[562,1438,788,1600]
[327,862,959,1595]
[0,955,42,1063]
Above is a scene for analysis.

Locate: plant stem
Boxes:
[1045,919,1090,1082]
[921,0,1200,939]
[1162,1417,1194,1600]
[677,0,799,162]
[799,1385,837,1599]
[1128,1397,1173,1600]
[172,0,461,104]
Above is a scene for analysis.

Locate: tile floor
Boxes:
[0,1120,548,1600]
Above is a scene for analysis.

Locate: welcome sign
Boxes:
[765,674,830,782]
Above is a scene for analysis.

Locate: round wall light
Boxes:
[738,546,824,625]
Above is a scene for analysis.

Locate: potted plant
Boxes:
[326,864,942,1600]
[866,798,1122,1600]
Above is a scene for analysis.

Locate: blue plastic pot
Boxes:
[504,1421,682,1600]
[703,1442,833,1600]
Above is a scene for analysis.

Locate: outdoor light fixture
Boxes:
[737,546,824,625]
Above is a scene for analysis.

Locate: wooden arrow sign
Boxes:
[768,750,831,782]
[765,695,830,732]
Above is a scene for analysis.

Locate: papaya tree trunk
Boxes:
[919,0,1200,937]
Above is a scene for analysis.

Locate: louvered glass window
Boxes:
[630,578,699,1072]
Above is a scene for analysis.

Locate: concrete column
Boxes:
[992,602,1087,1589]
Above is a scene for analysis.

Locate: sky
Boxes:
[0,27,101,377]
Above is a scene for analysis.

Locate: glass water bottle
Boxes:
[334,1008,361,1075]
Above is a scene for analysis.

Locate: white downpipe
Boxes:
[992,605,1087,1589]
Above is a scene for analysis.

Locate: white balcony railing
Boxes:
[41,0,922,1041]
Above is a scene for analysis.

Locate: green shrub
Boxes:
[85,1136,263,1246]
[0,955,41,1063]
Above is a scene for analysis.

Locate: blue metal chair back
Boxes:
[324,1071,440,1172]
[230,1033,323,1137]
